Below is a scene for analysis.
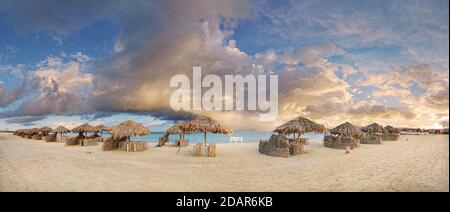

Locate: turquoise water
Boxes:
[67,131,325,144]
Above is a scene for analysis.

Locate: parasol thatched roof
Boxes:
[53,126,70,133]
[111,120,150,139]
[384,125,399,134]
[39,127,53,133]
[72,123,97,133]
[274,116,326,135]
[166,121,192,135]
[330,122,364,138]
[184,116,232,134]
[94,124,109,132]
[362,123,385,134]
[15,129,25,133]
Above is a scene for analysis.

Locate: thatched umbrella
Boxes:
[39,126,53,133]
[24,129,34,135]
[362,123,384,135]
[38,127,53,136]
[94,124,109,137]
[183,116,232,146]
[53,125,70,138]
[166,121,192,140]
[72,123,96,136]
[384,125,399,135]
[53,126,70,133]
[111,120,150,141]
[330,122,364,139]
[274,116,326,138]
[14,129,27,137]
[28,128,37,135]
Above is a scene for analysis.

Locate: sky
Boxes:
[0,0,448,131]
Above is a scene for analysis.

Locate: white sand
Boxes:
[0,133,448,191]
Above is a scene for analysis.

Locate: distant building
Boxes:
[424,129,447,134]
[399,127,448,135]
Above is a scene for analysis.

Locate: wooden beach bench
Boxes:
[192,143,216,157]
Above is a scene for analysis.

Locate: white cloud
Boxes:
[70,52,91,63]
[114,38,125,53]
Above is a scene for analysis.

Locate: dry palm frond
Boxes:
[184,116,232,135]
[274,116,325,136]
[39,127,53,133]
[111,120,150,139]
[72,123,97,133]
[29,128,40,134]
[384,125,400,135]
[53,125,70,133]
[183,116,232,145]
[166,121,192,134]
[94,124,109,132]
[330,122,364,138]
[362,123,385,134]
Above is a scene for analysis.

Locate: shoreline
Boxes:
[1,134,448,192]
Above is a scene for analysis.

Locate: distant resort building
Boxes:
[399,127,449,135]
[427,129,448,134]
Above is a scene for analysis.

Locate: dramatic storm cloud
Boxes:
[0,0,448,130]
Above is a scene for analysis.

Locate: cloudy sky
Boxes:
[0,0,448,131]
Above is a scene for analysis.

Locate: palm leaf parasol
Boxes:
[330,122,364,139]
[183,116,232,145]
[274,116,326,138]
[111,120,150,141]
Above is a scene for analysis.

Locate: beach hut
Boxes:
[384,125,400,135]
[21,129,30,138]
[14,129,27,138]
[184,116,231,146]
[324,122,364,150]
[111,120,150,141]
[72,123,96,136]
[274,116,325,142]
[39,127,53,136]
[53,125,70,134]
[36,126,54,142]
[164,121,192,147]
[94,124,110,138]
[183,116,231,157]
[30,128,43,140]
[259,134,291,158]
[167,122,191,138]
[362,123,385,135]
[271,116,326,155]
[21,128,35,139]
[361,123,384,144]
[53,125,70,142]
[108,120,150,152]
[70,123,97,146]
[274,116,326,137]
[382,125,400,141]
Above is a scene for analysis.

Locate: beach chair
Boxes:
[230,136,244,143]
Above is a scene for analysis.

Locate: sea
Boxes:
[66,131,326,144]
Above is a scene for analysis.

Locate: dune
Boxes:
[0,133,448,191]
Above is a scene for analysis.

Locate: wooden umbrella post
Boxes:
[204,132,207,146]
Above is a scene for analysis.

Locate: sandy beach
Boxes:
[0,133,448,192]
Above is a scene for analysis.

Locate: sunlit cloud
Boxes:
[0,0,448,130]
